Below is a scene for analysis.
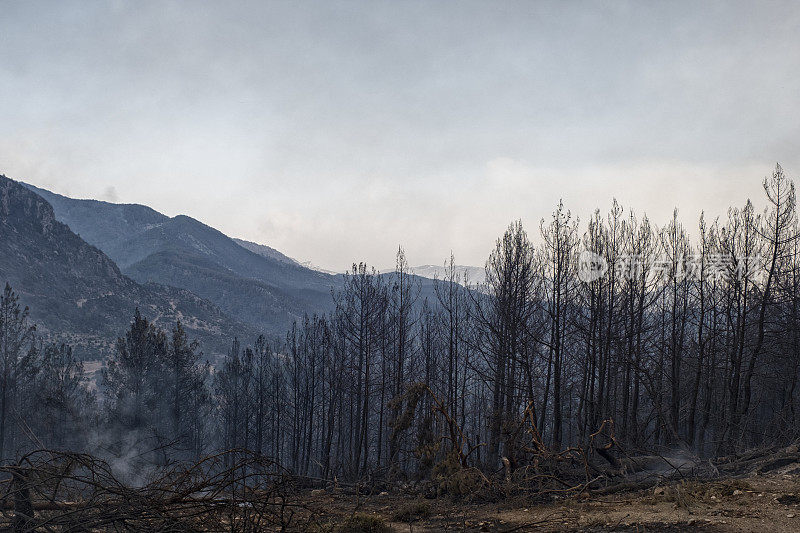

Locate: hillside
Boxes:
[24,183,338,334]
[233,237,300,266]
[1,175,256,359]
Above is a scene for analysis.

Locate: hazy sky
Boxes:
[2,1,799,270]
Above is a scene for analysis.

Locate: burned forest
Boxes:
[2,165,800,531]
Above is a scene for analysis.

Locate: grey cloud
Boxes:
[1,1,799,269]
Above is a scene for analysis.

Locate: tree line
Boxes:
[1,165,799,482]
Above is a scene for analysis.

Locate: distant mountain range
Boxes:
[232,238,301,266]
[293,261,485,283]
[1,175,474,360]
[0,175,258,359]
[237,242,486,284]
[379,264,485,285]
[23,183,339,339]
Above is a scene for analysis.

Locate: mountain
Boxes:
[23,183,338,335]
[375,264,485,285]
[0,175,257,359]
[299,261,344,276]
[233,238,300,266]
[409,264,485,285]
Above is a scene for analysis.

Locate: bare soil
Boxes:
[300,473,800,532]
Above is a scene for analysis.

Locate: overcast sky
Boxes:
[2,1,799,270]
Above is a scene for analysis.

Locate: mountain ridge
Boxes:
[22,182,338,335]
[1,175,258,359]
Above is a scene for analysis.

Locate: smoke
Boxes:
[619,447,702,482]
[84,426,173,487]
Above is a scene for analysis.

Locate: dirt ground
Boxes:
[301,473,800,532]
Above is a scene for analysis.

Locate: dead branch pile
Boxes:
[391,384,635,499]
[394,384,728,500]
[494,411,616,498]
[0,449,326,532]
